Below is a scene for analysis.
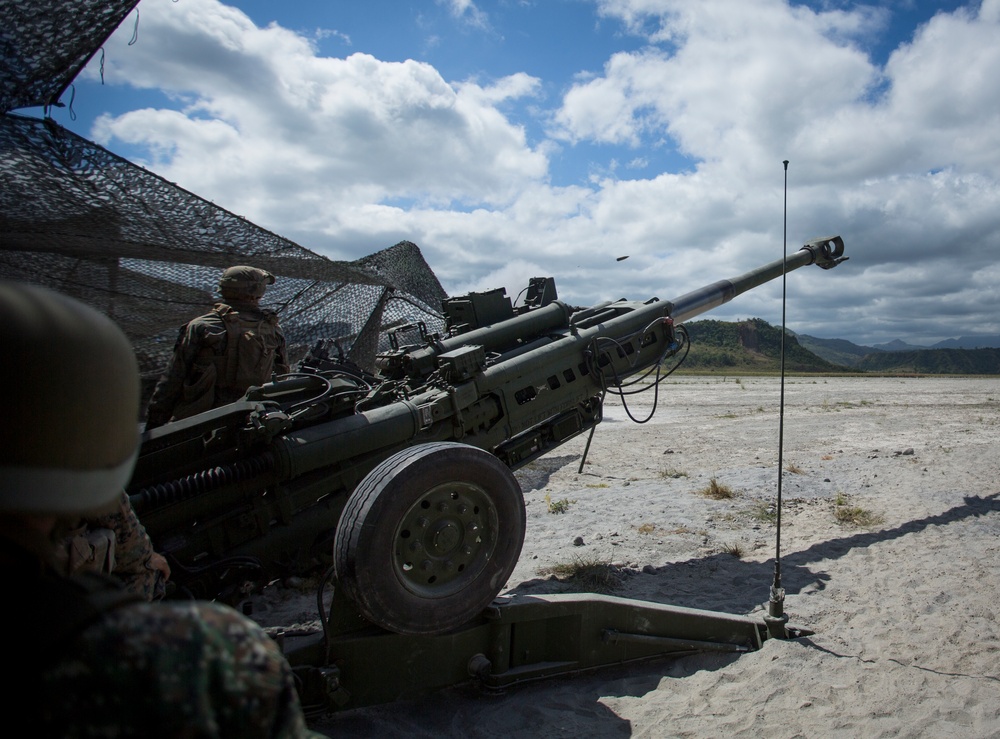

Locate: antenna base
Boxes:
[764,585,788,638]
[763,611,789,639]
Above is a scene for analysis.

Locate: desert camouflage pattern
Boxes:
[54,491,166,599]
[52,524,116,578]
[84,491,166,601]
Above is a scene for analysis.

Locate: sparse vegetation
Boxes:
[785,461,805,474]
[538,556,622,592]
[698,478,735,499]
[660,467,689,479]
[544,492,576,514]
[636,523,656,535]
[721,542,744,558]
[833,493,884,527]
[832,399,876,409]
[749,501,777,523]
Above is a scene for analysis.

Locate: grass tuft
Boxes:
[833,493,885,528]
[721,542,744,558]
[538,556,622,592]
[698,478,735,499]
[544,492,576,514]
[749,501,777,523]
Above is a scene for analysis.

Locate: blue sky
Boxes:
[35,0,1000,345]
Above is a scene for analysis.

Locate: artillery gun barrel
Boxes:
[670,236,845,323]
[459,236,847,453]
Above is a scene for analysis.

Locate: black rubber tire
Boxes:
[334,442,526,635]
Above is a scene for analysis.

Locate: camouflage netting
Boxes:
[0,0,140,113]
[1,0,449,392]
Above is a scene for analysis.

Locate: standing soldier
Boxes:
[145,265,290,430]
[0,280,321,737]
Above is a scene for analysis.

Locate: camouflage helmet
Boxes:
[218,265,275,300]
[0,281,141,515]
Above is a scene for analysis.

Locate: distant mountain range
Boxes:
[869,336,1000,351]
[794,333,1000,373]
[680,319,1000,375]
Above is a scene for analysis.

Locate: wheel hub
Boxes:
[394,481,495,596]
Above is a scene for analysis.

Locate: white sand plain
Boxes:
[258,375,1000,738]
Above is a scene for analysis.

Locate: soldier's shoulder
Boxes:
[94,599,269,642]
[41,601,299,735]
[182,310,228,339]
[189,308,227,326]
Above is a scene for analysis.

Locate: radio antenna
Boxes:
[765,160,791,638]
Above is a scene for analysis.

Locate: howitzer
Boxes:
[128,237,846,647]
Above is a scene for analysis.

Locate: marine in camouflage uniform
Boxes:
[0,281,321,738]
[55,490,170,601]
[146,266,290,430]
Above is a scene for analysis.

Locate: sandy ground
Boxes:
[256,375,1000,738]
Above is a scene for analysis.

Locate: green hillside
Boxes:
[678,318,848,373]
[796,333,875,367]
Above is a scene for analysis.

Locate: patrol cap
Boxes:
[218,265,276,299]
[0,281,140,515]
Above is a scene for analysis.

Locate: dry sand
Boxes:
[259,375,1000,738]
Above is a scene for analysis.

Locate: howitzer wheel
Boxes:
[334,442,526,635]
